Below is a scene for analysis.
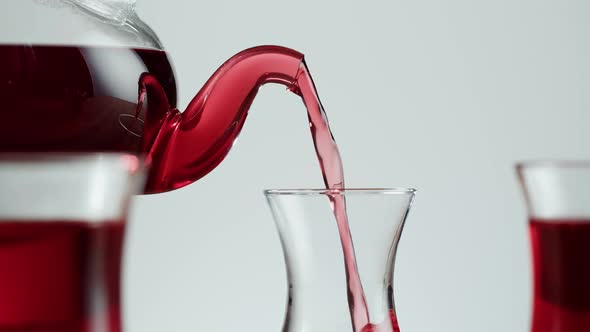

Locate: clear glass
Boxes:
[264,188,415,332]
[517,161,590,332]
[0,153,146,332]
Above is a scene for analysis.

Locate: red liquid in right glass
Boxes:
[529,218,590,332]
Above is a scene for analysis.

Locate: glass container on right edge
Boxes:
[264,188,415,332]
[517,162,590,332]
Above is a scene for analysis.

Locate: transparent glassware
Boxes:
[264,188,416,332]
[517,161,590,332]
[0,153,146,332]
[0,0,161,47]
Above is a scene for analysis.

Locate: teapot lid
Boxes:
[0,0,163,49]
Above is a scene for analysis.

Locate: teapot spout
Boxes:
[145,46,305,193]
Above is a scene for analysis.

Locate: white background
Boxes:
[41,0,590,332]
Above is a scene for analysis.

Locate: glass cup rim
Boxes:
[516,160,590,170]
[263,187,417,196]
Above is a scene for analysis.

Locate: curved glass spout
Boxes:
[144,46,306,193]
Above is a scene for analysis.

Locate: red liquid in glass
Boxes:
[0,45,176,153]
[530,218,590,332]
[0,220,125,332]
[360,310,400,332]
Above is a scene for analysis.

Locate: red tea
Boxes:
[0,220,125,332]
[360,309,400,332]
[0,45,175,153]
[529,218,590,332]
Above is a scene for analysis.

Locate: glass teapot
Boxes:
[0,0,313,193]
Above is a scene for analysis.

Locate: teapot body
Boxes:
[0,44,176,153]
[0,0,177,165]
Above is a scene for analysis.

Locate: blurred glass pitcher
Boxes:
[0,0,320,193]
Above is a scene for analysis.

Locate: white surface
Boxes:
[9,0,590,331]
[126,1,590,332]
